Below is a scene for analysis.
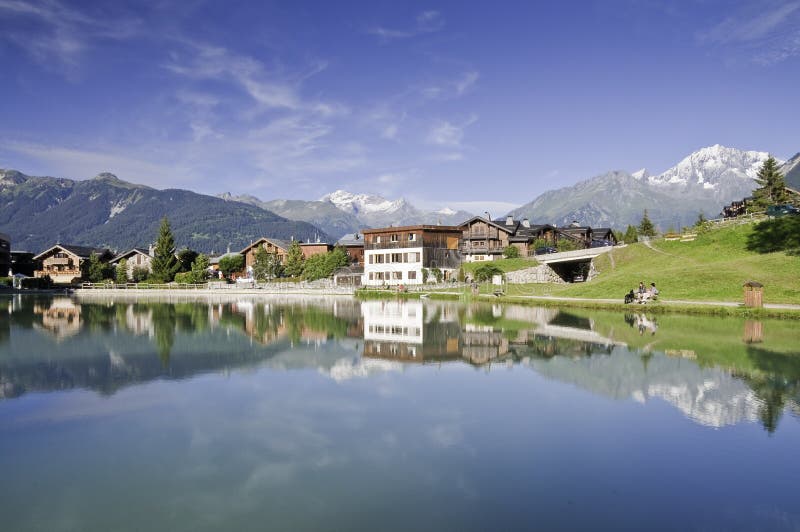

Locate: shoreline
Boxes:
[4,286,800,319]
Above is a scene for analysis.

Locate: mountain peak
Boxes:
[0,169,30,186]
[631,168,649,180]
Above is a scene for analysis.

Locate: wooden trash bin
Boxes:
[743,281,763,308]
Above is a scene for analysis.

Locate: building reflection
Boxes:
[1,295,798,432]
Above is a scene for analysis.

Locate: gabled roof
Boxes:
[458,216,516,234]
[110,248,151,264]
[34,244,113,261]
[239,237,293,255]
[337,233,364,246]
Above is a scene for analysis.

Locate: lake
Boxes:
[1,294,799,531]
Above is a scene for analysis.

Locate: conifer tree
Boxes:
[284,240,305,277]
[150,217,180,282]
[115,258,129,284]
[752,156,788,208]
[637,210,656,237]
[190,253,210,283]
[623,225,638,244]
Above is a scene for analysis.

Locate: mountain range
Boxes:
[0,170,327,254]
[218,190,473,240]
[2,144,797,254]
[511,145,796,230]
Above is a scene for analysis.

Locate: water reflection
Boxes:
[1,294,799,432]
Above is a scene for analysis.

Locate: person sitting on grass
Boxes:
[649,282,659,299]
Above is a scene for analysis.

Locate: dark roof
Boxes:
[337,233,364,246]
[239,237,293,254]
[34,244,112,260]
[361,224,460,234]
[110,248,151,263]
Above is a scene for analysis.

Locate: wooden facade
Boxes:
[240,238,292,269]
[336,233,365,266]
[362,225,462,286]
[33,244,113,285]
[300,242,333,259]
[458,216,556,260]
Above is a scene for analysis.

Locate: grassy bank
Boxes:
[489,224,798,304]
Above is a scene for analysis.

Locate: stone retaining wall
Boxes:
[505,264,565,284]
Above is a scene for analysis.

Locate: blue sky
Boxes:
[1,0,798,212]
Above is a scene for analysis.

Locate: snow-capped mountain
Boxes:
[224,189,474,240]
[780,152,800,190]
[511,145,781,230]
[320,190,409,216]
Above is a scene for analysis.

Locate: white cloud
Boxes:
[455,71,479,95]
[3,140,190,187]
[698,1,800,64]
[427,121,463,147]
[367,10,444,42]
[0,0,141,76]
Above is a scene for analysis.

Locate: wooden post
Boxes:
[743,281,763,308]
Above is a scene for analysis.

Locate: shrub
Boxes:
[474,264,503,282]
[503,245,520,258]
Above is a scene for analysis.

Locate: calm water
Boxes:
[1,294,799,531]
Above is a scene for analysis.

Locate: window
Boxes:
[407,271,417,280]
[391,234,399,242]
[392,271,402,280]
[369,272,374,280]
[408,233,416,241]
[391,253,402,263]
[376,236,381,243]
[369,255,374,264]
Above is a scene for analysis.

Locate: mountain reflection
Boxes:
[1,295,798,431]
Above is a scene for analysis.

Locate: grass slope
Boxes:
[460,257,538,275]
[502,223,799,304]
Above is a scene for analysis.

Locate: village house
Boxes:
[33,244,114,284]
[336,233,365,266]
[300,241,333,259]
[239,238,291,278]
[458,215,556,261]
[109,246,154,280]
[361,225,462,286]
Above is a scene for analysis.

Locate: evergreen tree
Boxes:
[84,253,110,282]
[623,225,638,244]
[637,210,656,237]
[218,254,244,278]
[190,253,210,283]
[752,156,788,208]
[284,240,305,277]
[176,248,199,273]
[115,258,129,284]
[150,217,180,282]
[252,246,282,281]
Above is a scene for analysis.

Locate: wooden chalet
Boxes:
[591,228,617,245]
[240,238,292,272]
[458,215,556,261]
[300,241,333,259]
[34,244,113,284]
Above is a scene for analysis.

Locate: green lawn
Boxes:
[460,257,538,275]
[489,224,799,304]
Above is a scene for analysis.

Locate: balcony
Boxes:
[461,245,503,254]
[366,240,423,250]
[49,257,71,265]
[463,231,499,240]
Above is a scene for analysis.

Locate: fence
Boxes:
[79,281,356,294]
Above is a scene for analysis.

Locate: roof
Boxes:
[458,216,515,234]
[337,233,364,246]
[239,237,293,255]
[110,248,151,264]
[361,224,460,234]
[300,241,332,247]
[209,252,241,265]
[34,244,112,261]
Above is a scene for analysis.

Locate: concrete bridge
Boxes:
[534,246,614,265]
